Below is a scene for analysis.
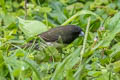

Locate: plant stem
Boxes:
[7,64,15,80]
[80,17,91,64]
[25,0,27,19]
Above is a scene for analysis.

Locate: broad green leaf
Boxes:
[18,17,48,37]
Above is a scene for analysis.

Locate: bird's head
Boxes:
[69,25,84,37]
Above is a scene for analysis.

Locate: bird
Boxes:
[38,25,84,44]
[23,25,84,50]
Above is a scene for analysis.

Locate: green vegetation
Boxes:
[0,0,120,80]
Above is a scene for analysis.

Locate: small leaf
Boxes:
[15,49,25,57]
[35,6,52,13]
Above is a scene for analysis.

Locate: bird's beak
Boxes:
[79,31,84,36]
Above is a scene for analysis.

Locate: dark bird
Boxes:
[38,25,84,44]
[23,25,84,49]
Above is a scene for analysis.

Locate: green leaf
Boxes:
[3,14,16,26]
[0,0,6,13]
[113,60,120,72]
[100,12,120,47]
[88,71,102,77]
[18,17,48,37]
[62,10,102,25]
[23,58,42,80]
[51,48,81,80]
[66,69,75,80]
[35,6,52,13]
[15,49,25,57]
[110,42,120,59]
[49,1,67,24]
[0,51,8,78]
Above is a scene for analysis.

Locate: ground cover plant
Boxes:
[0,0,120,80]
